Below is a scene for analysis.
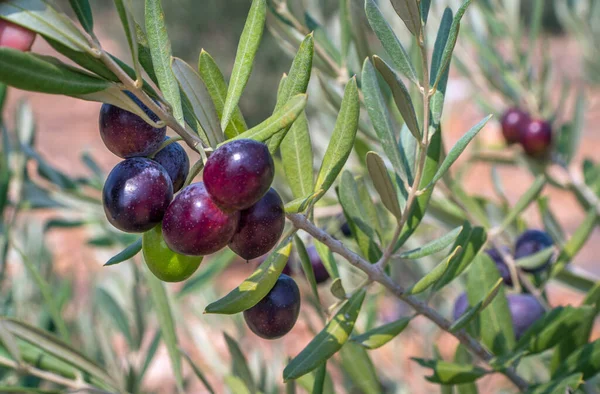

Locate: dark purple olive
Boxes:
[507,294,545,339]
[453,293,469,321]
[340,221,352,237]
[153,137,190,192]
[243,274,301,339]
[99,93,166,158]
[229,188,285,260]
[203,139,275,211]
[485,247,513,286]
[521,119,552,158]
[161,182,240,256]
[500,108,530,145]
[102,158,173,233]
[306,245,330,284]
[514,229,554,273]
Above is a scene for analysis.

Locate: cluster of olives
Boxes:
[453,229,554,338]
[98,98,303,338]
[500,108,553,158]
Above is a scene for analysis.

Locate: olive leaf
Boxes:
[284,289,366,381]
[204,240,292,314]
[351,317,412,349]
[221,0,266,131]
[366,151,402,220]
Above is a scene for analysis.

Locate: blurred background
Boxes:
[1,0,600,393]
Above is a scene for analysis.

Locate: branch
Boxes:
[287,213,530,392]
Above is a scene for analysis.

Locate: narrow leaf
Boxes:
[104,238,142,266]
[228,94,307,145]
[339,342,382,394]
[295,236,321,305]
[198,50,247,139]
[361,58,408,184]
[426,115,492,188]
[390,0,421,37]
[143,267,184,393]
[224,333,256,393]
[398,226,462,259]
[497,175,546,231]
[69,0,93,33]
[314,78,359,196]
[373,56,421,140]
[432,0,473,90]
[0,50,109,95]
[449,278,503,333]
[554,339,600,380]
[466,253,515,355]
[172,57,222,146]
[114,0,142,81]
[205,240,292,314]
[366,151,402,219]
[364,0,417,83]
[284,289,366,381]
[221,0,266,130]
[514,247,554,271]
[281,112,313,199]
[96,288,134,347]
[406,246,462,295]
[412,358,488,385]
[145,0,184,124]
[351,317,411,349]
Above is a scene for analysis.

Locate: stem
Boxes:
[287,213,530,391]
[377,35,431,271]
[149,136,183,158]
[566,166,600,217]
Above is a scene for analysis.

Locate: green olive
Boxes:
[142,225,202,282]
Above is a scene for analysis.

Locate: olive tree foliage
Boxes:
[0,0,598,393]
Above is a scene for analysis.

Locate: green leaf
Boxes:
[69,0,93,33]
[526,373,583,394]
[449,278,503,333]
[390,0,421,37]
[314,78,359,197]
[364,0,417,83]
[412,358,488,385]
[135,22,158,84]
[351,317,412,349]
[373,56,421,141]
[224,333,256,393]
[1,318,119,390]
[198,50,247,139]
[514,247,554,271]
[269,33,314,152]
[434,224,486,290]
[362,59,408,182]
[366,151,402,220]
[420,0,431,24]
[177,249,236,298]
[339,342,382,394]
[172,57,222,147]
[516,306,594,355]
[225,376,252,394]
[467,253,515,356]
[497,175,546,232]
[552,209,597,274]
[426,115,492,188]
[554,266,598,293]
[295,236,321,305]
[205,240,292,314]
[0,0,90,52]
[406,246,462,295]
[398,226,462,259]
[281,112,314,199]
[432,0,473,90]
[145,0,184,125]
[554,339,600,380]
[96,288,134,347]
[312,363,326,394]
[0,50,109,95]
[563,91,586,164]
[338,171,382,263]
[181,350,215,394]
[221,0,266,130]
[228,94,307,145]
[329,278,346,300]
[143,267,184,393]
[314,240,340,280]
[284,289,365,381]
[114,0,141,81]
[430,8,453,123]
[104,238,142,266]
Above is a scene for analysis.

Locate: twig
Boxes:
[286,213,529,392]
